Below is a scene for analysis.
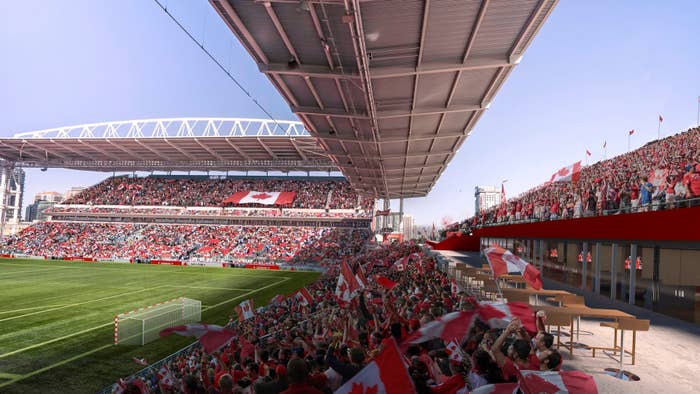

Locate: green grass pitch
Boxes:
[0,259,319,393]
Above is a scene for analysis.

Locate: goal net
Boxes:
[114,297,201,346]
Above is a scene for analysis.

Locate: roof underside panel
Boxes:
[210,0,558,198]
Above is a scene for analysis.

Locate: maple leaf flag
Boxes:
[477,301,537,334]
[236,299,255,321]
[484,245,543,290]
[445,340,464,363]
[223,191,296,206]
[157,364,176,390]
[659,114,663,122]
[336,338,416,394]
[603,141,607,149]
[585,149,591,156]
[293,288,314,306]
[336,261,361,303]
[518,370,598,394]
[547,161,582,184]
[159,324,235,353]
[402,311,478,347]
[629,129,635,136]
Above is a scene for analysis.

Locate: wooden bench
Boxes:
[544,310,575,359]
[589,318,650,365]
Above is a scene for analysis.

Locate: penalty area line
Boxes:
[0,343,113,389]
[0,322,113,359]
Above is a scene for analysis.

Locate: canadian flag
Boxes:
[335,338,416,394]
[393,256,407,272]
[354,264,368,289]
[485,245,543,290]
[236,299,255,321]
[336,261,361,303]
[445,340,464,363]
[586,149,591,156]
[477,301,536,334]
[223,191,296,206]
[548,161,582,184]
[157,365,176,390]
[159,324,235,353]
[518,370,598,394]
[293,288,313,306]
[402,311,478,347]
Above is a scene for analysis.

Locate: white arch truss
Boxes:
[12,118,310,139]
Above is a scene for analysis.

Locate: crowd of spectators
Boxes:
[64,177,372,211]
[45,206,372,219]
[112,238,572,394]
[0,222,360,262]
[459,127,700,230]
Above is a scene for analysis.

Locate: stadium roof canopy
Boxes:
[0,118,335,172]
[210,0,558,198]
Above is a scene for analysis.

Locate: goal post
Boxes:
[114,297,201,346]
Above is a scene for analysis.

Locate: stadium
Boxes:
[1,1,699,393]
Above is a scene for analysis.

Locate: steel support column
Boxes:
[629,244,638,304]
[610,243,618,300]
[581,242,588,289]
[594,242,601,294]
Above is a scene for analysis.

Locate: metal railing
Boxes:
[467,196,700,230]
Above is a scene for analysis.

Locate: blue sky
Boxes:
[1,0,699,225]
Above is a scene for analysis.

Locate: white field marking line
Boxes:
[162,285,256,291]
[0,304,69,315]
[0,372,22,379]
[0,322,113,359]
[0,262,302,279]
[0,283,161,315]
[0,285,168,323]
[0,266,72,278]
[0,277,293,387]
[202,277,291,311]
[0,343,113,389]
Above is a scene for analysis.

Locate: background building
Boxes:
[34,191,63,203]
[64,186,86,200]
[474,185,501,215]
[402,214,415,240]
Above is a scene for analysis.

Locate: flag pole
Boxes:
[657,117,661,140]
[628,133,631,152]
[697,96,699,127]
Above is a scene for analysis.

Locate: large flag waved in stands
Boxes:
[293,288,314,306]
[518,370,598,394]
[477,301,537,333]
[547,161,582,184]
[336,261,362,303]
[159,324,235,353]
[223,191,296,205]
[335,338,416,394]
[236,299,255,321]
[485,245,543,290]
[402,311,478,347]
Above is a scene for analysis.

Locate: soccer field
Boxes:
[0,259,319,393]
